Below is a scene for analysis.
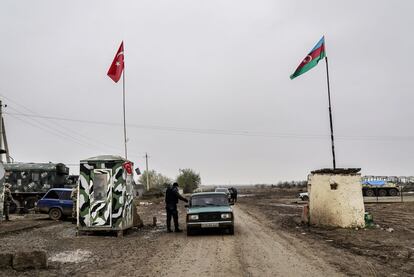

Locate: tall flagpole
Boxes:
[122,55,128,160]
[325,56,336,169]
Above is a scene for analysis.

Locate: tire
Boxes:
[187,228,195,236]
[365,189,375,197]
[388,189,398,196]
[49,208,62,220]
[24,197,38,210]
[228,226,234,235]
[378,189,387,197]
[9,200,20,214]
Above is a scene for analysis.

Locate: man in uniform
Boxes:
[3,183,13,221]
[71,185,78,224]
[165,182,188,232]
[231,187,238,203]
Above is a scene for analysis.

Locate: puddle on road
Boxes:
[49,249,92,263]
[239,194,256,197]
[266,203,303,208]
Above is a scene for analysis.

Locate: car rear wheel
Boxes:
[49,208,62,220]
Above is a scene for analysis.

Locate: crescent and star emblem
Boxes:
[303,55,313,64]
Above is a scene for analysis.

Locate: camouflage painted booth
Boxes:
[77,155,137,236]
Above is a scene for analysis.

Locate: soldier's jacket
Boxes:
[4,187,13,205]
[165,186,188,208]
[71,187,78,201]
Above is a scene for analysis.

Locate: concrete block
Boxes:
[12,250,48,270]
[0,253,13,268]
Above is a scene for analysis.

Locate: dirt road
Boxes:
[3,190,412,276]
[137,206,341,277]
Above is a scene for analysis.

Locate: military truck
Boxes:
[4,162,72,213]
[361,180,400,197]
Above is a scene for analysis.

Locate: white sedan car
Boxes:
[298,192,309,201]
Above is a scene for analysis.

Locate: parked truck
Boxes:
[4,162,73,213]
[361,180,400,197]
[298,178,401,201]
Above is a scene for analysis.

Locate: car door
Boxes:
[58,191,73,216]
[40,190,60,213]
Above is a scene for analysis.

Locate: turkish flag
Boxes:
[107,41,124,83]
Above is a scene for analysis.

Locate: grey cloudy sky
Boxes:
[1,0,413,184]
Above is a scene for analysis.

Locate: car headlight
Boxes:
[189,214,199,220]
[221,213,232,219]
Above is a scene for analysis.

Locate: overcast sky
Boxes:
[1,0,413,184]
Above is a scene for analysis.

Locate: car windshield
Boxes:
[191,194,229,207]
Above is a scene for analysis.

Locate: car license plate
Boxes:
[201,223,219,228]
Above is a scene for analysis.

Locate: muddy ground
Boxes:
[0,189,413,276]
[238,188,414,276]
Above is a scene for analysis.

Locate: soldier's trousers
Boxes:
[166,206,179,230]
[72,201,77,219]
[3,204,10,220]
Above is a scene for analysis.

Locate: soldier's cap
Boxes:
[173,182,179,187]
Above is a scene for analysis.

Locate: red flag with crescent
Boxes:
[107,41,124,83]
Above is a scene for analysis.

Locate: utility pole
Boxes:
[0,100,10,163]
[145,153,150,190]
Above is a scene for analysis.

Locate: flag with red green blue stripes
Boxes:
[290,36,326,80]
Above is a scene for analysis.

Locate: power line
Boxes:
[5,111,414,141]
[1,94,126,153]
[4,113,145,161]
[7,113,109,151]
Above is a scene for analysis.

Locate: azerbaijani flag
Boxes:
[290,36,326,80]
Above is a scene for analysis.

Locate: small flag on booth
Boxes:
[107,41,124,83]
[290,37,326,80]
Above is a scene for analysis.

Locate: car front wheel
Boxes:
[187,228,195,236]
[49,208,62,220]
[228,226,234,235]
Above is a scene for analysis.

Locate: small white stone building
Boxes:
[308,168,365,228]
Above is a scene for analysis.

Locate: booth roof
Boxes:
[80,155,129,163]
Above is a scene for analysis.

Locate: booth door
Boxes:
[89,169,112,227]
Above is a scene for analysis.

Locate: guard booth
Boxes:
[307,168,365,228]
[77,155,138,236]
